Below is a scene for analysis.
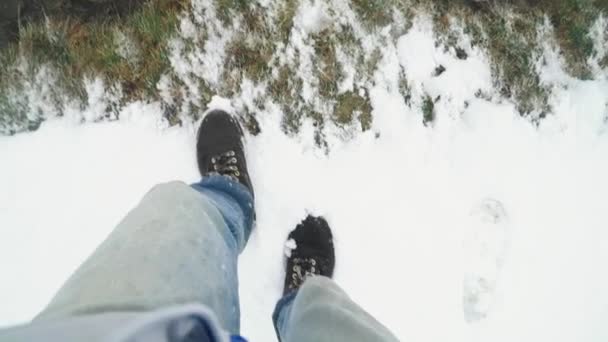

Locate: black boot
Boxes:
[197,110,254,197]
[283,215,335,295]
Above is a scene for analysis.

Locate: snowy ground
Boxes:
[1,7,608,342]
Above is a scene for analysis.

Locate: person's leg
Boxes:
[273,277,399,342]
[273,216,398,342]
[35,111,255,335]
[36,178,253,333]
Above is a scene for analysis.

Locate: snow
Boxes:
[1,8,608,342]
[168,0,237,106]
[462,198,509,323]
[587,14,607,78]
[397,16,494,120]
[284,239,297,258]
[114,31,140,65]
[294,0,332,36]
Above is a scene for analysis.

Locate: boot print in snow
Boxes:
[462,198,509,323]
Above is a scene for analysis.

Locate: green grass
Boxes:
[276,0,299,42]
[601,54,608,68]
[483,13,549,115]
[422,94,435,126]
[0,0,606,136]
[313,31,342,99]
[351,0,397,27]
[0,0,187,134]
[335,91,373,130]
[269,65,304,134]
[0,42,40,134]
[222,5,274,86]
[399,69,413,106]
[540,0,599,78]
[428,0,604,116]
[215,0,250,25]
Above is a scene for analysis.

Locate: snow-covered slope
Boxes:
[1,8,608,342]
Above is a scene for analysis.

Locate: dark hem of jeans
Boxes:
[271,291,298,342]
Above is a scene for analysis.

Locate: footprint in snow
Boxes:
[462,198,509,323]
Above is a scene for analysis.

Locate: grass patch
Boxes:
[434,0,603,77]
[1,0,605,136]
[399,69,413,106]
[422,94,435,126]
[600,54,608,68]
[225,38,272,83]
[430,0,567,115]
[312,26,376,132]
[222,5,274,88]
[215,0,250,25]
[483,13,549,115]
[269,66,304,134]
[276,0,299,42]
[351,0,396,27]
[335,91,373,130]
[313,30,341,98]
[0,0,188,134]
[536,0,599,78]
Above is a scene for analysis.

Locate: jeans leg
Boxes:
[191,175,255,252]
[36,178,254,335]
[272,276,399,342]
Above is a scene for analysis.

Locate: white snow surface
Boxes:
[1,13,608,342]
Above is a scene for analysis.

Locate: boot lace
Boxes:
[288,257,320,292]
[210,151,240,181]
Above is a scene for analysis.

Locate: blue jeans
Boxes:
[36,176,252,334]
[272,277,399,342]
[35,176,398,341]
